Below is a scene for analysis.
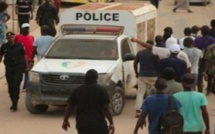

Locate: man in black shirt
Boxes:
[36,0,59,37]
[15,0,33,30]
[0,32,28,111]
[62,69,115,134]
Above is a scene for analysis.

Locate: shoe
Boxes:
[10,105,17,112]
[187,10,193,13]
[135,110,141,118]
[173,8,177,13]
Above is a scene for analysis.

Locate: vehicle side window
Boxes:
[121,39,132,56]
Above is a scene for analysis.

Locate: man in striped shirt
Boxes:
[15,0,33,30]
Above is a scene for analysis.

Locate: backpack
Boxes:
[158,96,183,134]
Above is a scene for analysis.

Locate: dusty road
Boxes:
[1,0,215,134]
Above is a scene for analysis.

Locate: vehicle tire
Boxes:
[110,87,125,116]
[25,92,48,114]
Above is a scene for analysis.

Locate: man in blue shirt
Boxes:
[134,42,159,117]
[31,25,54,61]
[133,78,181,134]
[158,44,187,82]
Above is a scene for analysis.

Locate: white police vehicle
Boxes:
[26,25,136,115]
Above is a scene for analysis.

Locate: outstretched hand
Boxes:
[130,37,137,42]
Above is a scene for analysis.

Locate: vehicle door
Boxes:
[120,38,136,91]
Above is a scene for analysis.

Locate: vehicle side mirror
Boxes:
[123,53,135,61]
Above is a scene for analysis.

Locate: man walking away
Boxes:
[183,37,203,90]
[173,0,192,13]
[151,67,183,95]
[131,37,191,72]
[133,78,181,134]
[0,32,28,111]
[134,42,159,117]
[174,74,210,134]
[191,25,200,38]
[158,44,187,82]
[204,43,215,94]
[36,0,59,37]
[15,0,33,30]
[155,35,165,48]
[31,25,54,61]
[194,25,215,94]
[209,19,215,39]
[15,23,34,92]
[179,27,195,50]
[62,69,115,134]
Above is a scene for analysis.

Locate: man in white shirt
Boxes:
[131,37,191,72]
[179,27,195,50]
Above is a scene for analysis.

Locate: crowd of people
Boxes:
[0,0,58,111]
[131,20,215,134]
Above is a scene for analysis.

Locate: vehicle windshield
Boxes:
[45,39,118,60]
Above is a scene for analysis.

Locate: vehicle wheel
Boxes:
[110,87,125,116]
[25,92,48,114]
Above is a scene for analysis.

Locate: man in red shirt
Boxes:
[15,23,34,91]
[53,0,61,14]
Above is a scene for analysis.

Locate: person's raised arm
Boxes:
[130,37,152,50]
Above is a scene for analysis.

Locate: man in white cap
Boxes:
[165,36,178,49]
[158,44,187,82]
[15,23,34,92]
[131,37,191,73]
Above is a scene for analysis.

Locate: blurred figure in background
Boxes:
[155,35,165,48]
[209,19,215,39]
[173,0,192,13]
[191,25,200,38]
[36,0,59,37]
[15,0,33,30]
[0,1,10,45]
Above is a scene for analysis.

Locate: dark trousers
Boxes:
[40,24,56,37]
[77,127,108,134]
[197,65,203,92]
[5,66,23,103]
[206,73,215,93]
[183,132,202,134]
[18,16,30,30]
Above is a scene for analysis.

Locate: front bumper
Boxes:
[26,81,81,105]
